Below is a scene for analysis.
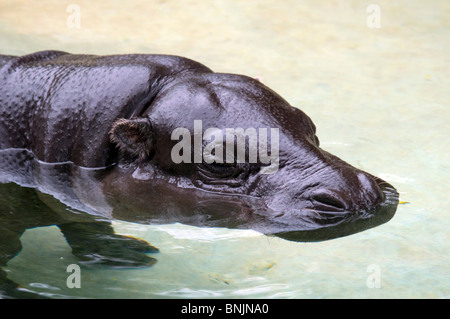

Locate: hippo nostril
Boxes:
[310,191,348,212]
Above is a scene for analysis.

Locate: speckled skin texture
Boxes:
[0,50,212,167]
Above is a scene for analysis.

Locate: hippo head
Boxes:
[106,73,398,241]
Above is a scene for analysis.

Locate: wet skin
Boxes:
[0,51,398,298]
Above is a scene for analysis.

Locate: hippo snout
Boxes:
[356,172,387,208]
[267,166,396,241]
[306,171,386,214]
[262,154,393,237]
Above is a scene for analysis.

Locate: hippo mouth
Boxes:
[270,180,399,242]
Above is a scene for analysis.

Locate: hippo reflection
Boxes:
[0,51,398,298]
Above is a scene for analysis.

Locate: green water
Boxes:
[1,0,449,298]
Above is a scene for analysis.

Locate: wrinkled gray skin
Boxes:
[0,51,398,298]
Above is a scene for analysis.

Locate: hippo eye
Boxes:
[198,162,250,183]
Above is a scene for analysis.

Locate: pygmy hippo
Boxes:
[0,51,398,297]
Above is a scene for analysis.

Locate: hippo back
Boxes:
[0,51,212,168]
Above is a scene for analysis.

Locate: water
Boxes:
[0,0,449,298]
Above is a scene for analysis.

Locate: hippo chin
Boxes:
[0,50,398,296]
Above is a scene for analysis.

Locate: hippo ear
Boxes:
[109,117,155,160]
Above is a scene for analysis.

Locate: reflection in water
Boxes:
[0,150,158,298]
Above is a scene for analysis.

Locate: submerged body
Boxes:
[0,51,398,297]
